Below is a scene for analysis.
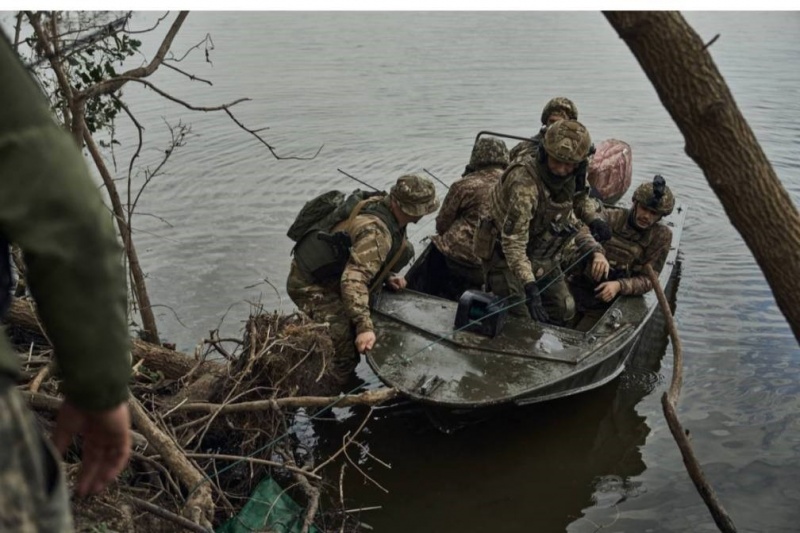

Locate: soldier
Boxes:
[509,96,579,163]
[1,33,131,531]
[430,136,509,299]
[287,173,439,384]
[570,175,675,311]
[511,97,610,242]
[474,119,610,326]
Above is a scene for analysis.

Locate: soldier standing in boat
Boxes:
[474,119,610,326]
[569,175,675,312]
[430,136,510,299]
[287,173,439,385]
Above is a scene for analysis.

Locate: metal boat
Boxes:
[366,202,686,410]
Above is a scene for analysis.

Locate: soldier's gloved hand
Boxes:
[589,219,612,243]
[524,281,549,323]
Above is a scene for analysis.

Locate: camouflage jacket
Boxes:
[489,159,602,285]
[431,167,503,265]
[601,207,673,295]
[509,131,542,164]
[335,207,403,335]
[509,140,601,226]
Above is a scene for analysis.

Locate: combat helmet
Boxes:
[542,119,592,164]
[540,97,579,125]
[468,136,510,171]
[632,175,674,216]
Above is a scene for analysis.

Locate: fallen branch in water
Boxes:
[645,264,738,533]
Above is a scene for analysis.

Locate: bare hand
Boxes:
[355,331,377,353]
[590,252,610,282]
[52,400,131,497]
[386,275,407,291]
[594,280,621,302]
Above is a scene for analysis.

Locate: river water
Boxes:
[50,10,800,532]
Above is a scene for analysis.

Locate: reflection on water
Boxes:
[71,10,800,532]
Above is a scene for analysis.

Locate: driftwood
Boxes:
[645,264,738,532]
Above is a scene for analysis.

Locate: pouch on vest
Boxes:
[473,217,497,262]
[292,190,386,283]
[287,190,346,242]
[294,230,352,282]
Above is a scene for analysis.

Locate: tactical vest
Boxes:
[602,209,655,277]
[293,193,407,291]
[521,159,577,261]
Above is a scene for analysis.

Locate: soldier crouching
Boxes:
[287,174,439,386]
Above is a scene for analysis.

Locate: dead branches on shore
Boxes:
[5,296,398,532]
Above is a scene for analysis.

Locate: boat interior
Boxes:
[404,239,610,336]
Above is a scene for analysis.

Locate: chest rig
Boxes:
[523,159,577,261]
[603,209,655,278]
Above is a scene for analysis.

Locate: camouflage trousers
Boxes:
[482,250,576,325]
[286,261,359,383]
[0,374,72,533]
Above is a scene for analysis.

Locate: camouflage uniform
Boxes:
[483,160,602,323]
[570,177,675,310]
[510,97,579,163]
[601,208,672,295]
[287,174,438,382]
[508,130,543,165]
[0,377,71,533]
[431,137,509,293]
[1,34,130,531]
[474,120,602,325]
[570,205,673,311]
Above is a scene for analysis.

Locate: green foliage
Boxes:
[68,34,141,133]
[25,19,142,135]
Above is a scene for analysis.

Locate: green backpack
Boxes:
[286,190,346,243]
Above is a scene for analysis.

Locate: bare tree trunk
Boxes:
[82,126,161,344]
[604,11,800,345]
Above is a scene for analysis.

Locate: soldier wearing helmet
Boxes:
[511,97,609,241]
[431,136,510,298]
[287,173,439,386]
[569,175,675,310]
[475,119,609,326]
[509,96,579,163]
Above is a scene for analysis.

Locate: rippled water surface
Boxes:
[83,11,800,532]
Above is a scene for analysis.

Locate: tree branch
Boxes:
[77,11,189,101]
[171,387,398,414]
[646,265,738,533]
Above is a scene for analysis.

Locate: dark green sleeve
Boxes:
[0,34,131,410]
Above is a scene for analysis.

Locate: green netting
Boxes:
[216,477,320,533]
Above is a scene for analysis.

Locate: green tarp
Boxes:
[216,477,320,533]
